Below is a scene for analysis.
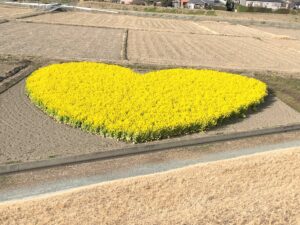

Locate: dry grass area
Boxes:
[0,5,34,19]
[1,148,299,225]
[0,22,123,61]
[127,30,300,73]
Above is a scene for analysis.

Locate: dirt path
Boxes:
[0,147,299,224]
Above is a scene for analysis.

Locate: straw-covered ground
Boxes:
[0,147,299,225]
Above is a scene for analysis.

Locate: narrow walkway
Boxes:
[1,138,299,202]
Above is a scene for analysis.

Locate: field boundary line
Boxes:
[1,54,300,78]
[17,19,128,31]
[192,22,219,35]
[15,19,296,41]
[121,29,129,61]
[0,63,39,94]
[0,123,299,175]
[0,19,8,24]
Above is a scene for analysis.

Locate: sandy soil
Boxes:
[1,78,300,163]
[127,30,300,73]
[0,6,34,19]
[0,21,123,61]
[1,148,299,225]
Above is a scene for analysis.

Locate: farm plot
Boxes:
[19,11,211,34]
[0,5,34,19]
[250,26,300,40]
[1,77,300,164]
[0,22,123,61]
[127,30,300,73]
[197,21,289,39]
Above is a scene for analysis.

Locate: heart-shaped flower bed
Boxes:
[26,62,267,143]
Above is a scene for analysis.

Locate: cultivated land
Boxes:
[18,11,300,73]
[0,148,299,224]
[127,30,300,72]
[0,5,34,19]
[0,7,300,163]
[252,25,300,40]
[0,22,123,61]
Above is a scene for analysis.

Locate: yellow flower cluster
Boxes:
[26,62,267,143]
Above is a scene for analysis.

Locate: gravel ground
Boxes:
[0,147,299,224]
[0,21,124,61]
[127,30,300,73]
[0,78,299,164]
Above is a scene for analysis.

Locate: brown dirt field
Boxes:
[0,21,123,61]
[251,26,300,40]
[127,30,300,73]
[1,148,299,225]
[0,78,299,164]
[0,5,34,19]
[21,12,290,39]
[20,11,212,34]
[199,21,291,38]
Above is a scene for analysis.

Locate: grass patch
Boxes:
[254,73,300,112]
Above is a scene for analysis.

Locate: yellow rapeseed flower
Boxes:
[26,62,267,143]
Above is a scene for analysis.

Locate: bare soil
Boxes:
[21,12,292,39]
[11,12,300,73]
[20,11,213,34]
[0,5,34,19]
[0,78,299,164]
[0,148,299,225]
[127,30,300,73]
[251,25,300,40]
[0,21,124,61]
